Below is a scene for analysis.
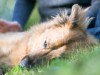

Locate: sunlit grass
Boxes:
[5,45,100,75]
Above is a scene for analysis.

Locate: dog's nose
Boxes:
[19,58,29,68]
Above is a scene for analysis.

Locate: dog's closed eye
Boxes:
[44,40,47,48]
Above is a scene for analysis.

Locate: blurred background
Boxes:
[0,0,40,29]
[0,0,15,20]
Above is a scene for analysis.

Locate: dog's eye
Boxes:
[44,40,47,48]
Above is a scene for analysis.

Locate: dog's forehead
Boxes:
[38,26,70,43]
[44,26,66,35]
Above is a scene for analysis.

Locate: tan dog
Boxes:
[0,4,98,73]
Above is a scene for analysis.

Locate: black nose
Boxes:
[19,57,29,68]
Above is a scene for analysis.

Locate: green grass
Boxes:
[5,45,100,75]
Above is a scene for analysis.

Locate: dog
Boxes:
[0,4,98,73]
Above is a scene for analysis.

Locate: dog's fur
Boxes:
[0,4,98,73]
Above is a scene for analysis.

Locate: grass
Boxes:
[5,45,100,75]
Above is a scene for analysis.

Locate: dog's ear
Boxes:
[84,7,90,13]
[69,4,93,30]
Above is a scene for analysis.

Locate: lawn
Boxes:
[0,1,100,75]
[5,45,100,75]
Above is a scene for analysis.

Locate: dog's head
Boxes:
[20,4,94,67]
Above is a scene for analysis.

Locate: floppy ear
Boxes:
[69,4,93,30]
